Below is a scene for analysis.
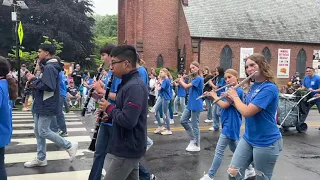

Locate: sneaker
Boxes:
[59,131,69,137]
[24,158,47,168]
[186,143,200,152]
[170,119,174,124]
[173,113,179,117]
[244,168,256,179]
[66,142,78,162]
[154,120,158,124]
[154,127,165,134]
[204,119,213,123]
[151,174,157,180]
[200,174,213,180]
[161,130,173,135]
[209,127,219,131]
[185,140,195,151]
[22,107,29,111]
[147,114,150,118]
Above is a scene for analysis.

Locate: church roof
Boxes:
[183,0,320,43]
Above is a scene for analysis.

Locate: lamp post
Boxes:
[2,0,28,99]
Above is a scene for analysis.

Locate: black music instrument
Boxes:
[88,74,113,151]
[81,63,105,116]
[23,60,38,100]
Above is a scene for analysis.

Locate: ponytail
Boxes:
[7,74,18,100]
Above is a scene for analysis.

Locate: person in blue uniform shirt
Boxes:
[227,53,282,180]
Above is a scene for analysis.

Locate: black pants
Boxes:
[148,95,156,107]
[0,147,7,180]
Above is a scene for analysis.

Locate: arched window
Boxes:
[262,47,271,63]
[296,49,307,78]
[157,54,163,68]
[220,45,232,69]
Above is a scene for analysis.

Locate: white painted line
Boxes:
[12,111,74,114]
[5,149,93,164]
[13,122,83,128]
[8,170,90,180]
[12,128,87,134]
[12,118,81,122]
[13,115,78,119]
[10,136,91,145]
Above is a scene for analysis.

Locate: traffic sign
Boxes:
[18,21,24,45]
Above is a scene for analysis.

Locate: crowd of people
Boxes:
[1,42,320,180]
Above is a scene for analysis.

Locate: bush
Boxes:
[155,67,178,79]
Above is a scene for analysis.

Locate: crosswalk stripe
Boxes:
[12,128,87,134]
[10,136,91,145]
[13,122,83,128]
[8,170,91,180]
[5,149,92,164]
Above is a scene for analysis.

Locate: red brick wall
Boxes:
[197,39,320,85]
[117,0,126,44]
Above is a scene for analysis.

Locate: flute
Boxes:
[81,63,105,117]
[307,95,320,103]
[204,74,218,86]
[196,82,235,100]
[212,71,258,104]
[174,72,197,82]
[88,74,113,151]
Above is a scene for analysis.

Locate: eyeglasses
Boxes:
[111,59,127,65]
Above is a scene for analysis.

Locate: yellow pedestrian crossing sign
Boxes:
[18,21,24,45]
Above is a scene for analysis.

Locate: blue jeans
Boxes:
[168,100,173,119]
[34,114,71,161]
[212,104,221,129]
[89,125,113,180]
[228,138,283,180]
[174,96,186,114]
[204,98,213,120]
[50,96,67,133]
[154,97,170,130]
[139,163,151,180]
[0,147,7,180]
[180,109,201,146]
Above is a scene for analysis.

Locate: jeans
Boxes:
[212,104,221,129]
[0,147,7,180]
[139,163,151,180]
[154,97,170,130]
[50,96,67,133]
[204,98,213,120]
[89,125,113,180]
[180,109,201,146]
[63,96,69,113]
[174,96,186,114]
[104,154,140,180]
[168,100,173,119]
[34,114,71,161]
[228,138,283,180]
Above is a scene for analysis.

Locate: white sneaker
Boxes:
[185,140,195,151]
[161,130,173,135]
[209,127,214,131]
[24,158,47,167]
[154,120,158,124]
[147,114,150,118]
[170,119,174,124]
[204,119,213,123]
[173,113,179,117]
[244,168,256,179]
[154,127,165,134]
[200,174,213,180]
[66,142,78,162]
[186,143,200,152]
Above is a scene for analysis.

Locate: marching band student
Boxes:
[227,53,282,180]
[173,70,187,116]
[209,66,226,131]
[153,68,173,135]
[99,45,148,180]
[200,69,255,180]
[0,56,18,180]
[203,66,214,123]
[179,61,204,152]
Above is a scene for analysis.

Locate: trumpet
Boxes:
[212,71,258,104]
[204,74,218,86]
[174,72,197,83]
[196,82,235,100]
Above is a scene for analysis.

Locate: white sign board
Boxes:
[240,48,254,78]
[277,49,291,78]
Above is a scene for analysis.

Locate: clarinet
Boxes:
[88,74,113,151]
[81,63,105,117]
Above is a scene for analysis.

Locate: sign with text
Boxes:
[240,48,254,78]
[277,49,291,78]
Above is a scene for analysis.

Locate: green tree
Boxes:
[93,14,117,37]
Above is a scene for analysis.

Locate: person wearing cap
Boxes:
[71,64,83,88]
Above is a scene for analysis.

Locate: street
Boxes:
[5,110,320,180]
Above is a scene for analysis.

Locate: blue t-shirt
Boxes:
[221,87,243,140]
[59,72,67,98]
[159,78,172,100]
[216,77,226,96]
[0,80,13,148]
[243,81,281,147]
[101,71,122,126]
[137,66,149,87]
[303,75,320,102]
[187,76,204,111]
[177,85,186,97]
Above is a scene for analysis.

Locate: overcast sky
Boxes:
[92,0,118,15]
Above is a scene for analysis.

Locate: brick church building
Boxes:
[118,0,320,84]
